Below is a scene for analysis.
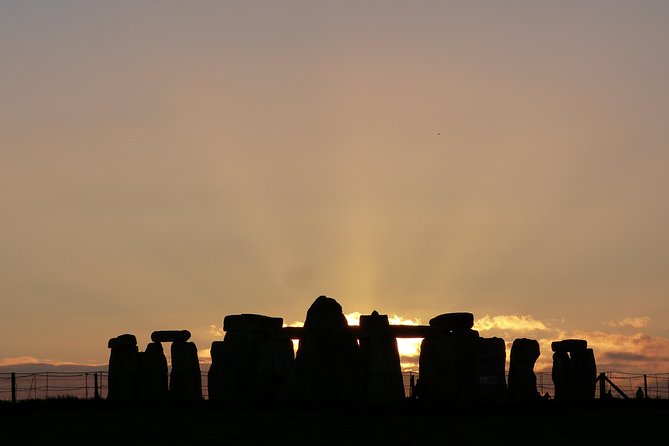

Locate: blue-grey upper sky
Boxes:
[1,1,668,369]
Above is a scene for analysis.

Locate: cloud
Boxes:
[571,330,669,370]
[0,356,107,373]
[283,321,304,328]
[530,330,669,373]
[208,324,224,338]
[474,314,549,332]
[0,356,104,367]
[604,317,651,329]
[0,356,42,366]
[198,348,212,364]
[345,312,423,327]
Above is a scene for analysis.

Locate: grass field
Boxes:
[1,399,667,445]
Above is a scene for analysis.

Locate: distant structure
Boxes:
[208,314,293,401]
[107,334,140,400]
[551,339,597,401]
[478,337,507,400]
[359,310,405,400]
[508,338,540,401]
[287,296,362,401]
[107,295,598,403]
[418,312,479,401]
[107,329,201,400]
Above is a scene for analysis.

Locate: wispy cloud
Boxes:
[474,314,548,332]
[345,312,423,327]
[208,324,224,338]
[0,356,42,366]
[0,356,106,372]
[284,321,304,328]
[604,317,651,329]
[198,348,212,364]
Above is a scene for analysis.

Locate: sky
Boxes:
[1,1,668,373]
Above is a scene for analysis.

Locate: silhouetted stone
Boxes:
[551,339,587,353]
[208,314,293,402]
[429,312,474,332]
[207,341,226,401]
[224,314,283,333]
[453,329,480,401]
[552,350,572,400]
[170,341,202,400]
[478,337,507,400]
[419,335,456,400]
[139,342,168,400]
[508,338,540,401]
[287,295,361,401]
[419,327,480,401]
[150,330,191,343]
[572,348,597,401]
[107,334,139,400]
[552,339,596,401]
[108,333,138,349]
[359,310,405,401]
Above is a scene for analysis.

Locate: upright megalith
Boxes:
[551,339,596,401]
[207,314,294,401]
[170,340,202,400]
[478,337,507,400]
[419,312,479,401]
[508,338,540,401]
[107,334,140,400]
[208,340,225,400]
[139,342,169,400]
[359,311,405,401]
[288,295,361,401]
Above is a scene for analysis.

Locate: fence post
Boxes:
[599,372,606,399]
[11,372,17,404]
[644,374,648,399]
[94,373,99,400]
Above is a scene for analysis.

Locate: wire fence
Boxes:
[0,372,108,401]
[1,370,667,402]
[600,371,669,399]
[400,371,559,398]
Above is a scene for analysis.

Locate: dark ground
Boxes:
[1,399,667,446]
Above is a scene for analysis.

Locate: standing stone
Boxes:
[453,328,480,401]
[508,338,540,401]
[170,341,202,400]
[288,296,361,401]
[572,348,597,401]
[208,314,294,402]
[107,334,140,400]
[478,337,507,400]
[208,340,226,401]
[551,339,596,401]
[552,350,572,400]
[139,342,168,400]
[418,312,479,401]
[359,311,405,401]
[419,333,456,400]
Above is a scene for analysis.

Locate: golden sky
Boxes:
[1,1,668,372]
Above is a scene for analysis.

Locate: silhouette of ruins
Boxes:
[107,295,597,402]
